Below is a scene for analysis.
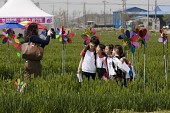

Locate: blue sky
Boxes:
[0,0,170,16]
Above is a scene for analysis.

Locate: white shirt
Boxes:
[82,50,96,73]
[96,54,106,69]
[107,56,127,77]
[112,56,123,70]
[107,57,116,76]
[113,56,130,73]
[126,66,136,78]
[120,62,130,73]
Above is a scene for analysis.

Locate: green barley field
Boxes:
[0,29,170,113]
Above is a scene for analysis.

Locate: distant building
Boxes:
[150,5,170,28]
[127,16,160,30]
[113,6,170,30]
[73,14,113,28]
[113,7,147,28]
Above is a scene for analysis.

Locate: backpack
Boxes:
[112,59,126,78]
[129,65,133,80]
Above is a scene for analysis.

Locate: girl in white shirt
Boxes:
[112,45,128,86]
[77,36,100,81]
[104,44,115,79]
[96,44,107,80]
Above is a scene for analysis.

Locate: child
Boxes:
[104,44,115,79]
[124,58,136,82]
[96,44,107,80]
[112,45,129,86]
[112,45,124,59]
[77,36,100,81]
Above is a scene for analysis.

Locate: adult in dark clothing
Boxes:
[17,33,23,39]
[50,28,56,39]
[23,23,51,81]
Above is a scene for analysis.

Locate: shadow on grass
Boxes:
[0,66,14,80]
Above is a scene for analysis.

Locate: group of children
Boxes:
[77,36,135,86]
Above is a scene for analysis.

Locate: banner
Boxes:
[0,17,53,24]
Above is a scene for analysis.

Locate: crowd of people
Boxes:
[77,36,135,87]
[17,23,135,92]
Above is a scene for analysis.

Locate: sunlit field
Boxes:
[0,29,170,113]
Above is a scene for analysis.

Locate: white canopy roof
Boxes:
[0,0,54,24]
[0,0,53,17]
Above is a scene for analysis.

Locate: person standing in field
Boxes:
[112,45,129,87]
[17,33,23,39]
[104,44,115,79]
[96,44,107,80]
[77,36,100,81]
[23,23,51,81]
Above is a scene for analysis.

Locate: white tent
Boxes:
[0,0,54,24]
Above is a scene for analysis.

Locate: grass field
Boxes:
[0,29,170,113]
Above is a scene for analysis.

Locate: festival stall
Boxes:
[0,0,54,25]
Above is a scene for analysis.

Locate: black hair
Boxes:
[114,45,124,58]
[98,43,105,50]
[27,23,38,35]
[24,23,38,41]
[83,36,100,53]
[98,44,106,56]
[18,33,23,39]
[90,36,100,46]
[18,33,22,37]
[51,28,54,32]
[105,44,114,51]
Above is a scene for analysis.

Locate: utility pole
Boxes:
[64,11,66,27]
[52,4,54,15]
[52,3,56,30]
[67,0,68,27]
[155,0,157,30]
[110,8,112,24]
[52,3,56,29]
[122,0,126,28]
[102,0,107,26]
[83,2,86,27]
[147,0,149,31]
[125,0,126,28]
